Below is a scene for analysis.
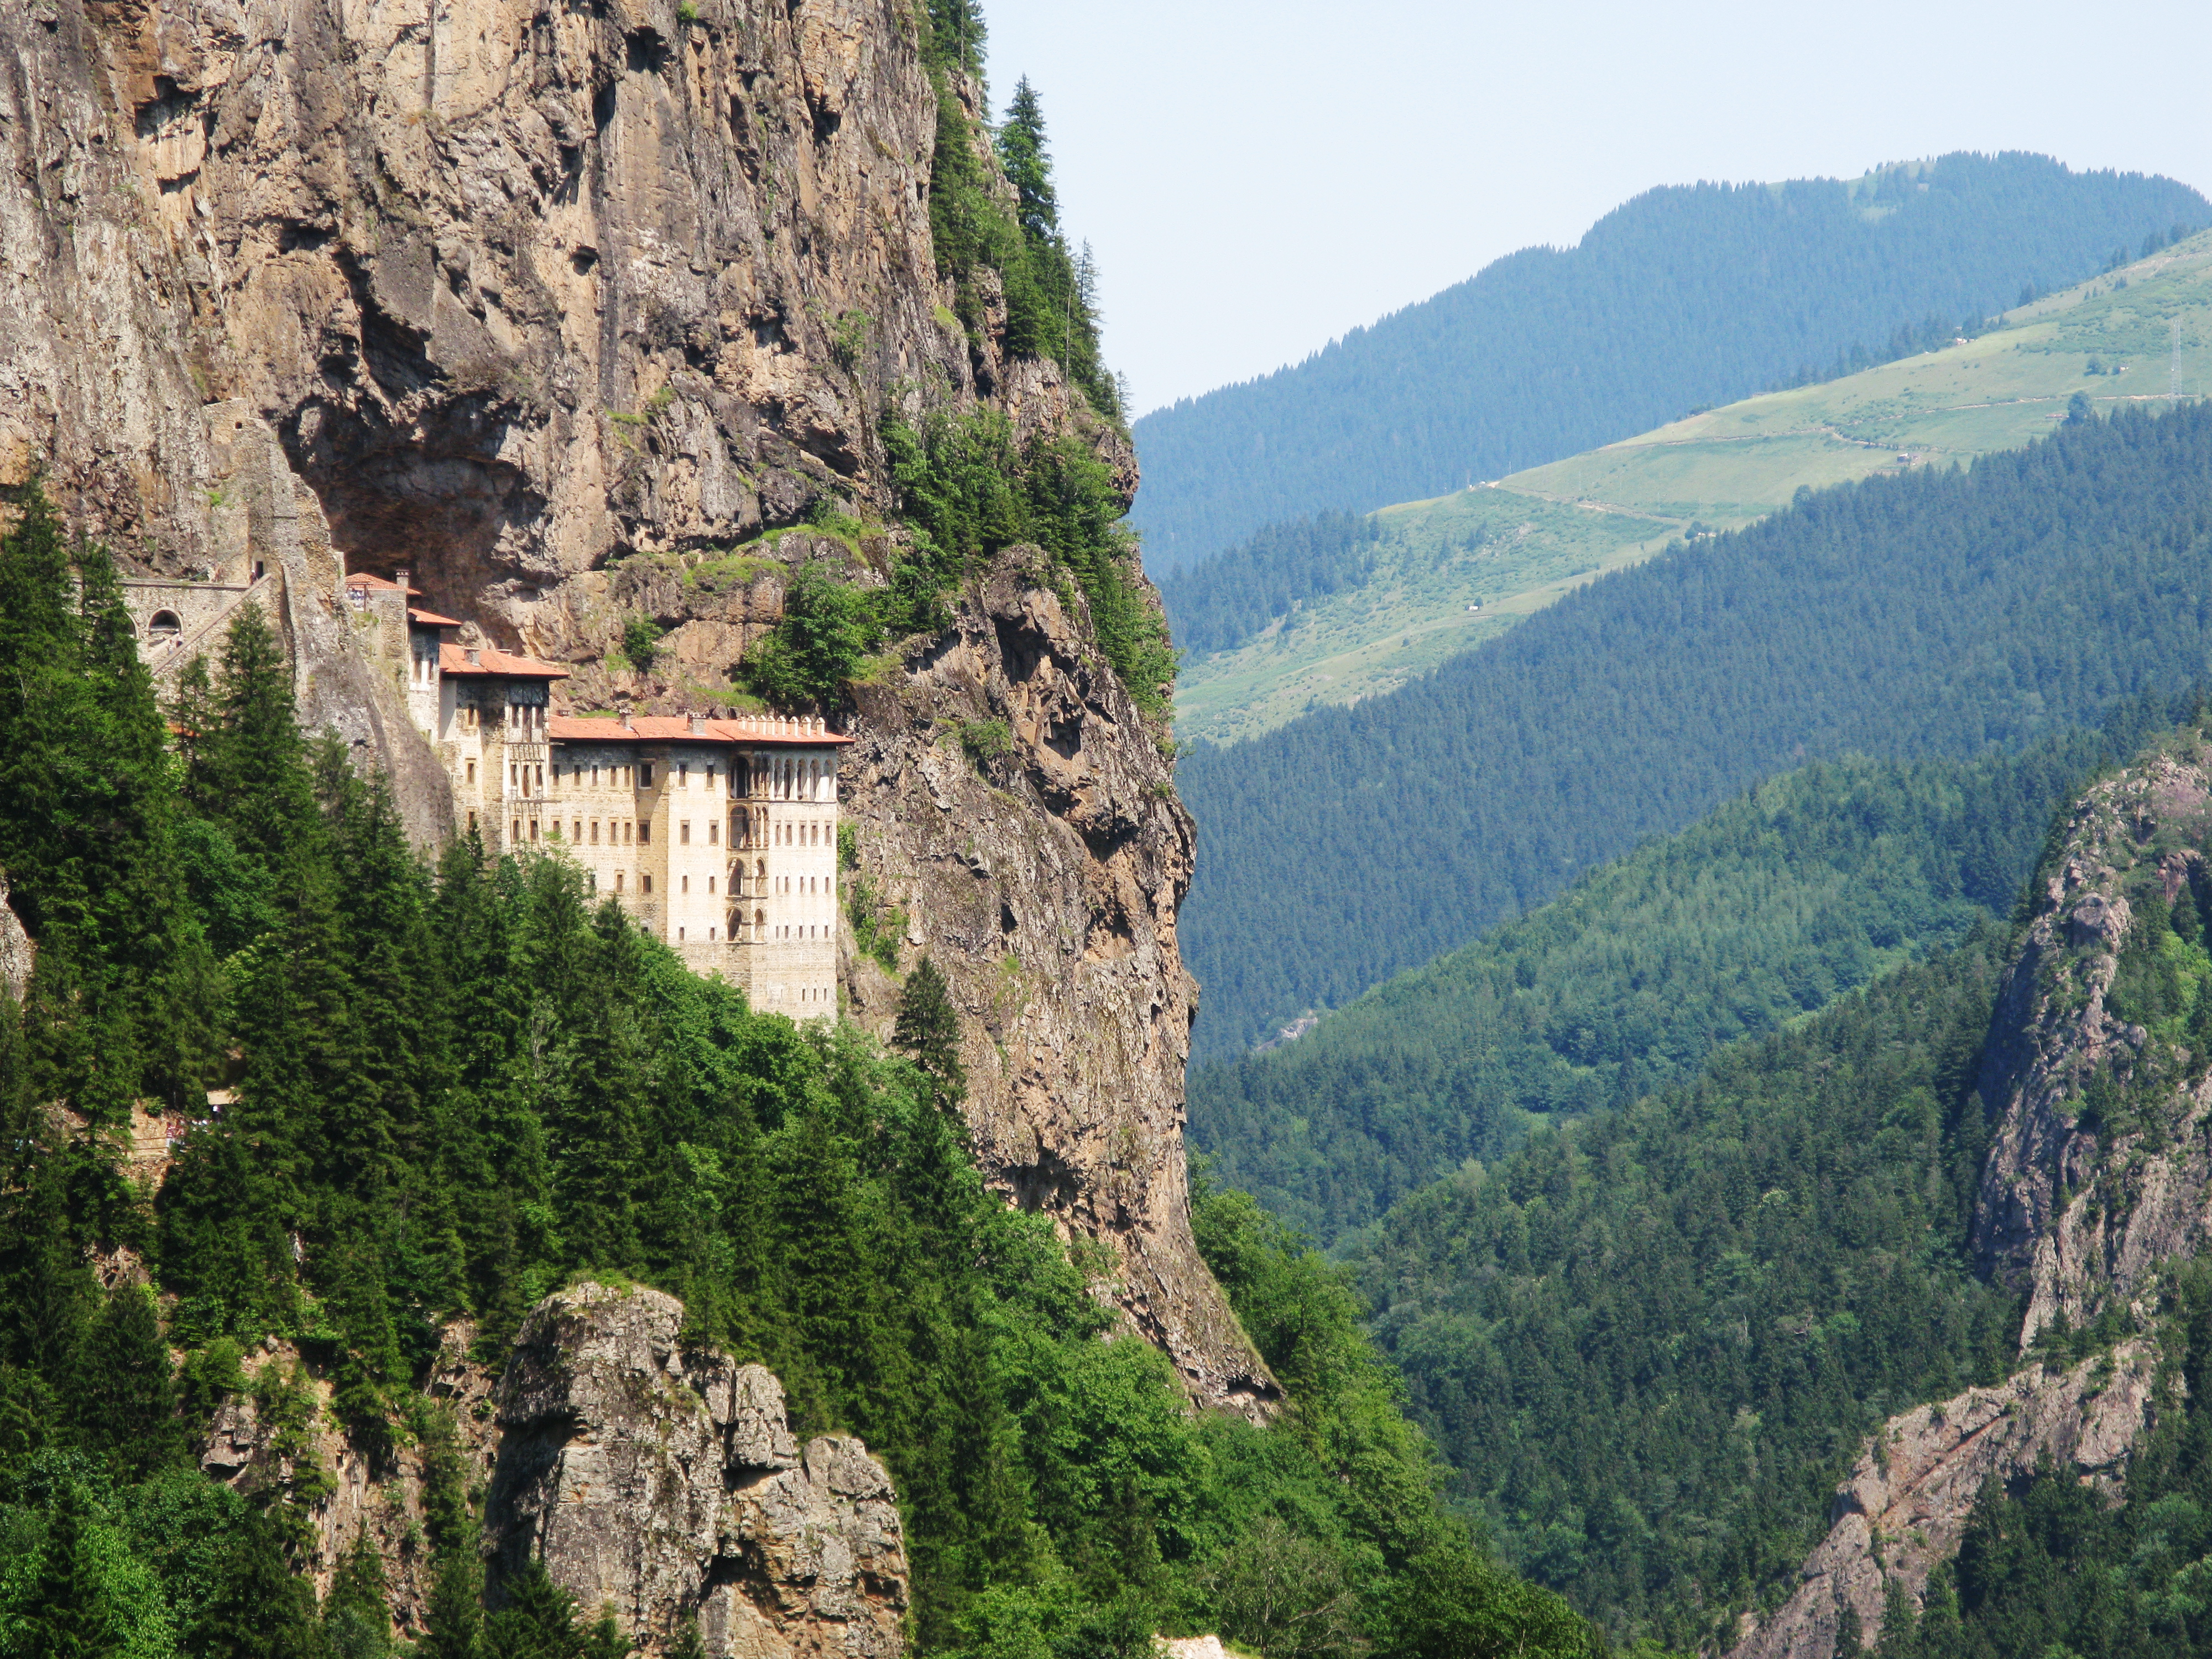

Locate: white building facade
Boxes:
[385,599,848,1013]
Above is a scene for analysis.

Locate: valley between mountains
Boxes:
[11,2,2212,1657]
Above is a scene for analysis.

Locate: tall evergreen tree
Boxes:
[892,956,966,1107]
[19,1482,123,1659]
[66,1283,183,1478]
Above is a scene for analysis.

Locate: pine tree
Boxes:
[323,1535,392,1659]
[484,1560,587,1659]
[998,79,1057,248]
[190,1510,327,1659]
[66,1282,183,1477]
[420,1553,486,1659]
[893,956,967,1107]
[20,1482,123,1659]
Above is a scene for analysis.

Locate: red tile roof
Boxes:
[439,643,571,680]
[346,572,421,597]
[409,606,466,628]
[547,713,852,747]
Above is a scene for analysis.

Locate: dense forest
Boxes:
[1177,401,2212,1057]
[1188,738,2148,1241]
[0,488,1598,1659]
[1345,936,2026,1651]
[1130,153,2206,570]
[1155,513,1381,658]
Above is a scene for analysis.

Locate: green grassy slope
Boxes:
[1175,231,2212,743]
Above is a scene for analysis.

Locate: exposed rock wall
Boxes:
[0,870,33,1006]
[1727,1344,2159,1659]
[837,554,1274,1416]
[1733,745,2212,1659]
[1972,753,2212,1350]
[491,1282,906,1657]
[6,0,1109,655]
[192,1286,907,1657]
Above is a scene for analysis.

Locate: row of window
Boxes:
[514,817,649,847]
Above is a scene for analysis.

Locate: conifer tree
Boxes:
[485,1561,588,1659]
[419,1554,486,1659]
[20,1481,123,1659]
[190,1510,327,1659]
[894,956,967,1107]
[998,79,1057,247]
[66,1282,183,1477]
[322,1535,392,1659]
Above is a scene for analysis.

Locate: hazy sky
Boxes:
[982,0,2212,418]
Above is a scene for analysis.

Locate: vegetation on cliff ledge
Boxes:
[0,485,1598,1658]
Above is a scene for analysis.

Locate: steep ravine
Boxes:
[1731,747,2212,1659]
[2,0,1263,1406]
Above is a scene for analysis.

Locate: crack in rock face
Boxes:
[489,1281,907,1658]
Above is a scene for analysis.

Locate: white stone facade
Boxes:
[385,602,848,1013]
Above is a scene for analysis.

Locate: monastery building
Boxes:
[347,568,849,1014]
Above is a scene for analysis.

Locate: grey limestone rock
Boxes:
[488,1281,906,1657]
[1734,749,2212,1658]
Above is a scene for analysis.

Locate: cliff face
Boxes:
[3,0,1260,1405]
[192,1284,905,1656]
[1731,746,2212,1659]
[1726,1344,2158,1659]
[1970,753,2212,1346]
[492,1283,908,1657]
[837,554,1274,1414]
[5,0,1100,634]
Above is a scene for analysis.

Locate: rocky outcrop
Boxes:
[489,1281,906,1657]
[1972,752,2212,1350]
[836,554,1274,1416]
[0,870,32,1005]
[189,1286,906,1656]
[1727,1343,2159,1659]
[1733,743,2212,1659]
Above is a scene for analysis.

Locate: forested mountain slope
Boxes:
[1349,936,2023,1651]
[1132,153,2206,571]
[1337,723,2212,1657]
[1167,226,2212,743]
[1190,738,2145,1241]
[0,495,1600,1658]
[1180,401,2212,1057]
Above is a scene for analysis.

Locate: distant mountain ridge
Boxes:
[1132,152,2209,571]
[1178,401,2212,1058]
[1165,225,2212,744]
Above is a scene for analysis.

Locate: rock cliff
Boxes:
[2,0,1261,1406]
[837,554,1274,1415]
[1726,1343,2158,1659]
[1730,743,2212,1659]
[192,1284,906,1657]
[1970,752,2212,1348]
[492,1282,907,1657]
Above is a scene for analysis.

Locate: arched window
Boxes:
[148,610,182,642]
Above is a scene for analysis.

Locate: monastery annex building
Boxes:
[353,569,849,1014]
